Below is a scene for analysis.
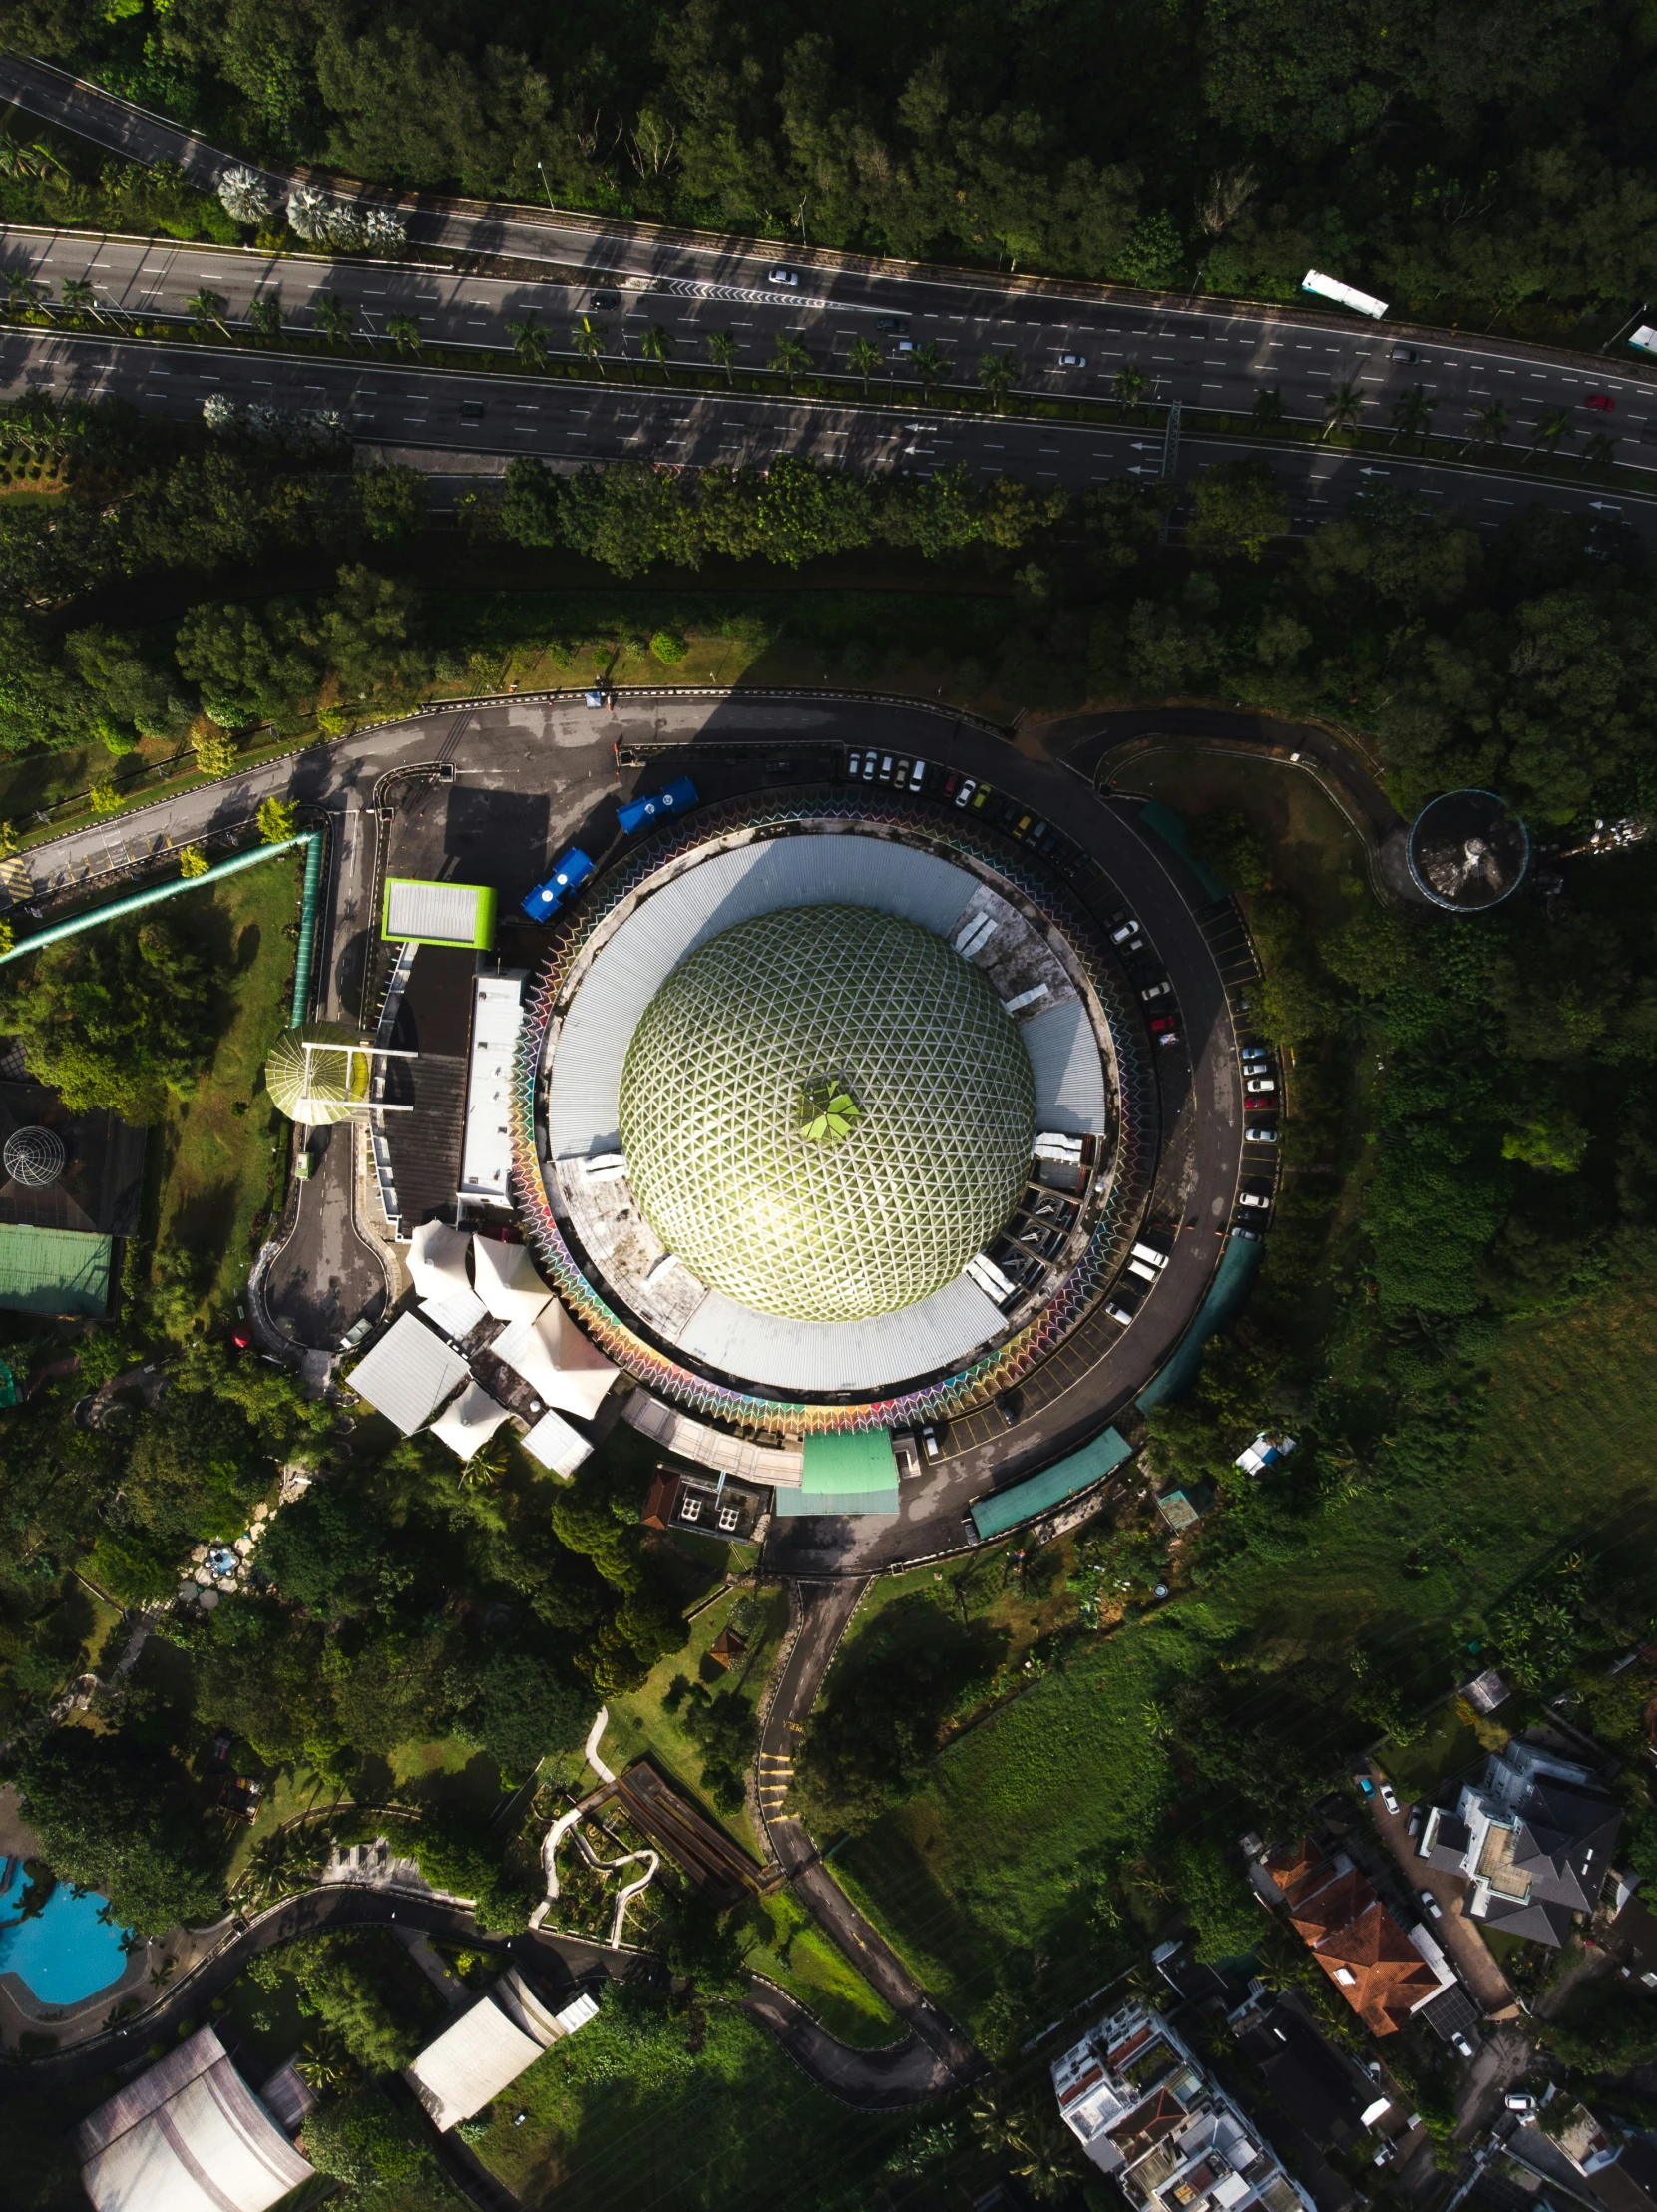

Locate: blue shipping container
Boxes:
[521,846,596,923]
[617,776,698,837]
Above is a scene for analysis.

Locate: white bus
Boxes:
[1302,269,1389,320]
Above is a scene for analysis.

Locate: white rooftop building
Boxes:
[75,2025,314,2212]
[1052,2003,1310,2212]
[459,972,526,1207]
[405,1970,599,2131]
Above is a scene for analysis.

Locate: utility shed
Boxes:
[382,878,497,950]
[75,2025,315,2212]
[405,1973,598,2131]
[971,1427,1133,1542]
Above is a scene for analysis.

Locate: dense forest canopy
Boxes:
[6,0,1657,324]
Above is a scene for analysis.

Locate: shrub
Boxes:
[649,628,689,664]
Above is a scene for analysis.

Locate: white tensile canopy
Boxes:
[491,1302,618,1420]
[407,1221,474,1302]
[520,1406,595,1478]
[347,1311,470,1435]
[404,1972,598,2131]
[429,1381,513,1462]
[76,2026,315,2212]
[470,1234,552,1323]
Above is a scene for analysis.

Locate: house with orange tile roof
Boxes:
[1260,1840,1451,2037]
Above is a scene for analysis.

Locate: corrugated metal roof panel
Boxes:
[0,1223,111,1316]
[773,1484,900,1517]
[1024,997,1107,1135]
[384,879,489,946]
[347,1311,470,1435]
[674,1272,1003,1392]
[801,1428,897,1495]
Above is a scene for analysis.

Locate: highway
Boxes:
[4,324,1652,544]
[1,50,1655,519]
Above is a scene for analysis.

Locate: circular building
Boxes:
[1408,789,1529,911]
[3,1125,65,1188]
[264,1022,370,1125]
[509,789,1158,1440]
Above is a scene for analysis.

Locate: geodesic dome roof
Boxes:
[263,1022,369,1125]
[619,904,1035,1323]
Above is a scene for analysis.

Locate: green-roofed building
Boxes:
[382,879,497,950]
[970,1427,1132,1542]
[773,1428,900,1517]
[0,1223,112,1316]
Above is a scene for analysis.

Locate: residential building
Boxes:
[1418,1740,1621,1947]
[1259,1840,1450,2034]
[1051,2000,1311,2212]
[1550,2104,1657,2212]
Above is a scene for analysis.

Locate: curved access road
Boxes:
[0,1874,954,2113]
[1,51,1654,544]
[754,1580,984,2092]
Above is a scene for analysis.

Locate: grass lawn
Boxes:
[1378,1700,1489,1804]
[600,1581,788,1865]
[741,1890,900,2048]
[145,850,301,1324]
[833,1271,1657,2031]
[470,1991,907,2212]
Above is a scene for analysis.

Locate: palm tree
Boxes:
[1464,399,1508,455]
[384,313,422,355]
[246,295,282,343]
[1321,380,1365,440]
[186,287,230,338]
[1529,406,1574,465]
[847,335,882,393]
[1388,383,1437,447]
[61,276,95,320]
[978,350,1017,410]
[1111,362,1146,412]
[911,341,949,400]
[569,316,607,377]
[769,334,812,388]
[311,293,354,346]
[1580,430,1619,471]
[1250,386,1285,433]
[705,330,739,383]
[1,270,39,317]
[638,323,674,381]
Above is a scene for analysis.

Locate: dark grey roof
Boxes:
[1514,1782,1621,1913]
[1477,1890,1577,1948]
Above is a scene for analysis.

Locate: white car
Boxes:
[1244,1126,1280,1145]
[1141,980,1172,1003]
[954,777,977,807]
[1245,1077,1277,1096]
[1058,352,1087,368]
[1451,2030,1475,2060]
[1238,1187,1272,1210]
[1419,1888,1443,1921]
[1505,2092,1537,2114]
[1380,1781,1400,1815]
[1110,916,1141,945]
[767,267,800,286]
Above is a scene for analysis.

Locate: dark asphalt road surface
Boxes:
[1,51,1654,538]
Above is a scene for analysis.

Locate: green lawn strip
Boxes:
[600,1581,787,1864]
[741,1890,902,2047]
[470,1995,905,2211]
[147,852,300,1322]
[833,1274,1657,2030]
[1377,1700,1486,1803]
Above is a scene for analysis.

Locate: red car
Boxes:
[1244,1093,1275,1110]
[1149,1014,1179,1046]
[1585,393,1615,412]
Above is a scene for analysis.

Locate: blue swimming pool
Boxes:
[0,1857,134,2003]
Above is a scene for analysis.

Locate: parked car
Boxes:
[1244,1094,1276,1111]
[1238,1183,1273,1210]
[1505,2092,1537,2114]
[1451,2030,1475,2060]
[1419,1888,1444,1921]
[1149,1015,1179,1045]
[1356,1776,1377,1799]
[522,846,596,921]
[954,777,978,807]
[767,266,800,286]
[1585,393,1615,413]
[1380,1781,1400,1815]
[1104,1297,1138,1325]
[1230,1225,1262,1243]
[1109,914,1142,945]
[1141,979,1173,1003]
[1244,1125,1280,1144]
[1058,351,1087,368]
[1241,1045,1271,1064]
[1244,1076,1277,1096]
[996,1389,1024,1428]
[942,771,962,801]
[921,1424,944,1460]
[847,750,863,777]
